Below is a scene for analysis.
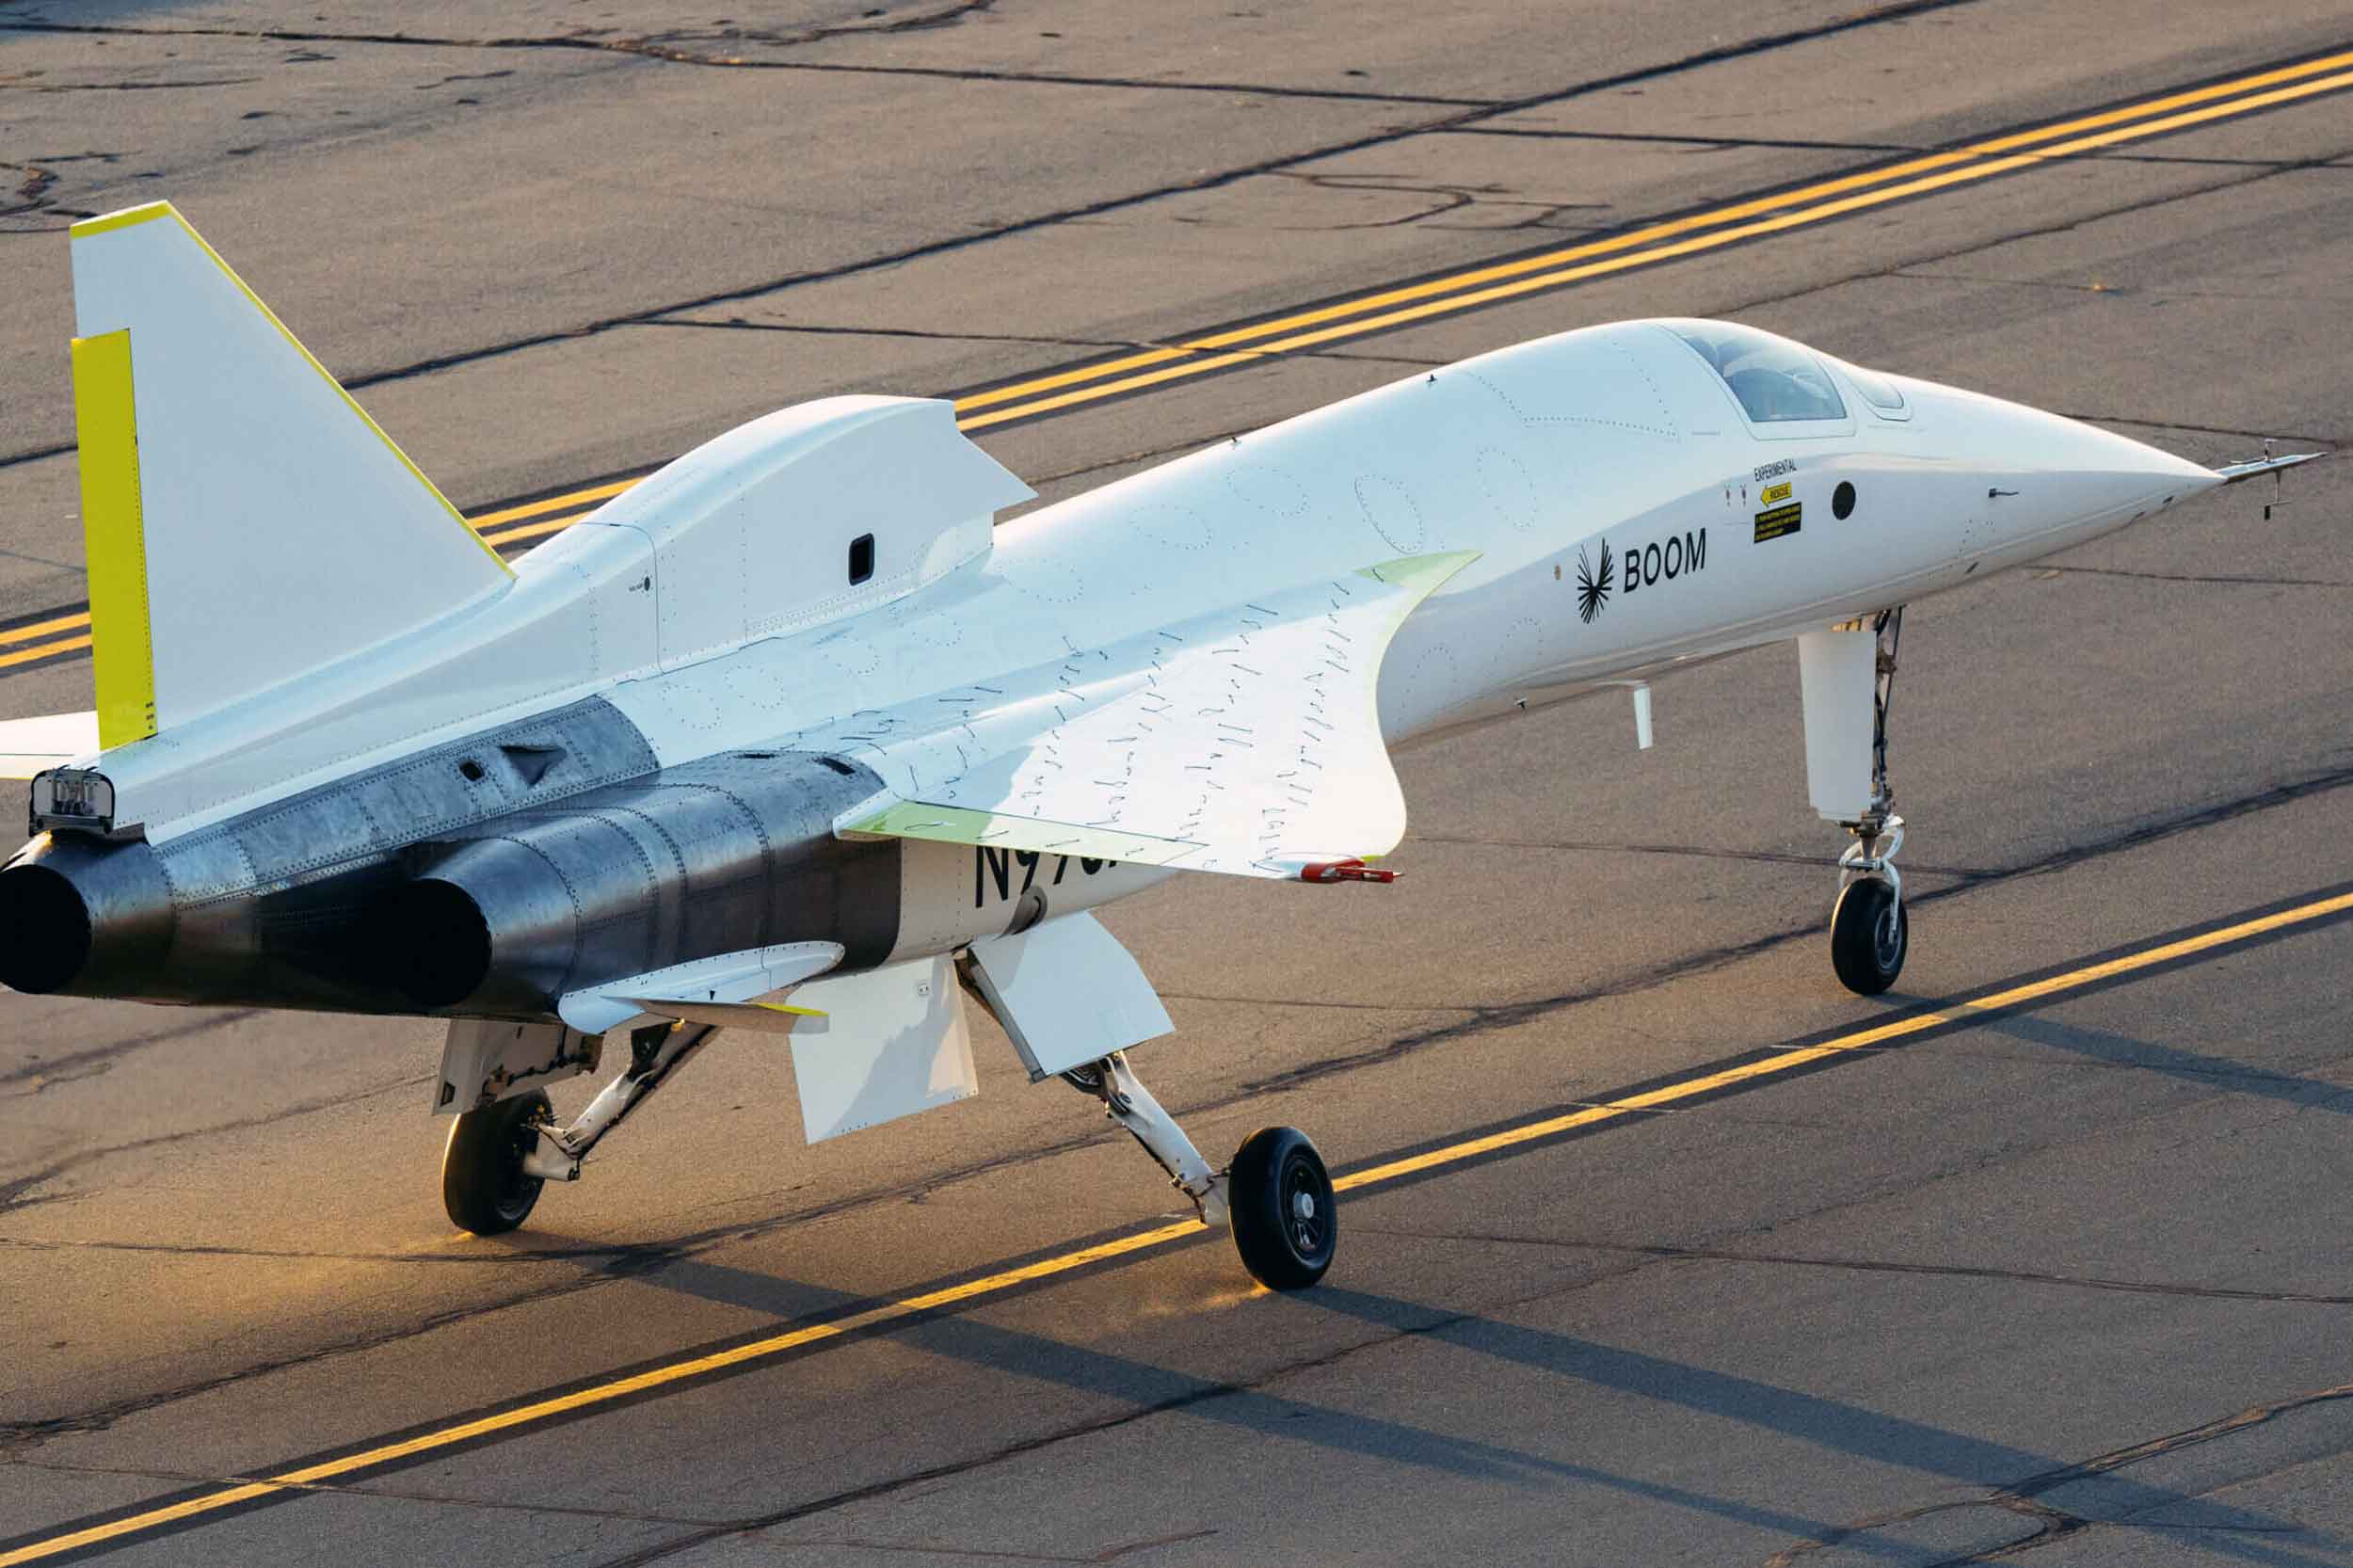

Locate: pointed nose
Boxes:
[1900,378,2221,520]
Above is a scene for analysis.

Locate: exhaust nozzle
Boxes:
[0,836,174,996]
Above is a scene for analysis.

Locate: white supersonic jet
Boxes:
[0,203,2316,1288]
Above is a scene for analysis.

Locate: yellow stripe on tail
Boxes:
[70,328,156,749]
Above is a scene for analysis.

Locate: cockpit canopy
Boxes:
[1667,321,1849,424]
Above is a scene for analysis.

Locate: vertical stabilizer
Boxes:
[69,202,511,741]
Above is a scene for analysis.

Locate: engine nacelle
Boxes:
[385,752,898,1015]
[0,723,897,1019]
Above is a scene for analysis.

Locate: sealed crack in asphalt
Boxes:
[1351,1227,2353,1306]
[0,1069,428,1220]
[6,755,2350,1457]
[0,0,1985,417]
[1762,1380,2353,1565]
[0,1008,262,1087]
[578,1258,2351,1568]
[2042,565,2352,588]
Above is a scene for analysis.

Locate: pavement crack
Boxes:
[1444,127,1922,153]
[0,4,1003,64]
[0,0,1985,419]
[5,1454,733,1527]
[1727,139,2353,358]
[0,1069,428,1218]
[1767,1379,2353,1565]
[2039,565,2351,589]
[0,159,56,217]
[1156,993,1476,1014]
[642,319,1149,352]
[1412,832,1990,876]
[1354,1228,2353,1306]
[0,1008,263,1088]
[8,75,263,92]
[2054,411,2336,444]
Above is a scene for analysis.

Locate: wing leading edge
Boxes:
[847,551,1477,877]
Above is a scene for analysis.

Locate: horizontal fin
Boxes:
[0,711,99,779]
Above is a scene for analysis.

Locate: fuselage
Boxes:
[0,319,2218,1016]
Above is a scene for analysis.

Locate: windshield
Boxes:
[1669,323,1847,424]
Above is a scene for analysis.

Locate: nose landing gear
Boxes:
[1820,606,1909,996]
[1832,816,1907,995]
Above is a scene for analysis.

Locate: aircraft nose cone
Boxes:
[2042,415,2220,523]
[1906,381,2221,520]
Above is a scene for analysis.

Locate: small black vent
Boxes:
[456,758,486,783]
[818,756,856,776]
[848,533,875,585]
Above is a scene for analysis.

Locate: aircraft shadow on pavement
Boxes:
[619,1257,2327,1562]
[1944,1011,2353,1115]
[1305,1287,2331,1567]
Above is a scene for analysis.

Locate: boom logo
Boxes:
[1623,527,1707,596]
[1574,539,1614,623]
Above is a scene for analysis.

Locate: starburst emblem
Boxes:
[1574,539,1614,624]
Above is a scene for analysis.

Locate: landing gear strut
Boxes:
[1065,1051,1337,1289]
[440,1019,720,1235]
[1829,606,1908,996]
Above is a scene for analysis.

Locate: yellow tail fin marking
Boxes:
[71,328,157,749]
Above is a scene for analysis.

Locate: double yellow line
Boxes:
[3,48,2350,678]
[7,884,2348,1567]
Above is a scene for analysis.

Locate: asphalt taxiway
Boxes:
[3,3,2352,1563]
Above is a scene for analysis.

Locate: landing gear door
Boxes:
[1796,626,1879,824]
[436,1019,601,1115]
[786,953,978,1144]
[964,911,1174,1081]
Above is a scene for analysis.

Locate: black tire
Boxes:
[1228,1126,1337,1290]
[442,1089,552,1235]
[1830,877,1908,996]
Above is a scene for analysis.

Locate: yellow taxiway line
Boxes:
[1,51,2349,671]
[6,884,2348,1567]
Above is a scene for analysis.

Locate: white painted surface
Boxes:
[584,395,1032,672]
[842,551,1476,875]
[1796,628,1881,824]
[786,954,977,1144]
[0,710,98,778]
[965,912,1175,1080]
[71,207,510,733]
[891,838,1174,965]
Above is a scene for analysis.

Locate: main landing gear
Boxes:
[1064,1051,1337,1289]
[440,1019,720,1235]
[1828,606,1908,996]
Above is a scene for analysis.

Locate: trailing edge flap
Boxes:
[557,941,843,1037]
[0,711,99,780]
[965,911,1173,1081]
[69,202,512,746]
[848,551,1478,878]
[785,954,978,1145]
